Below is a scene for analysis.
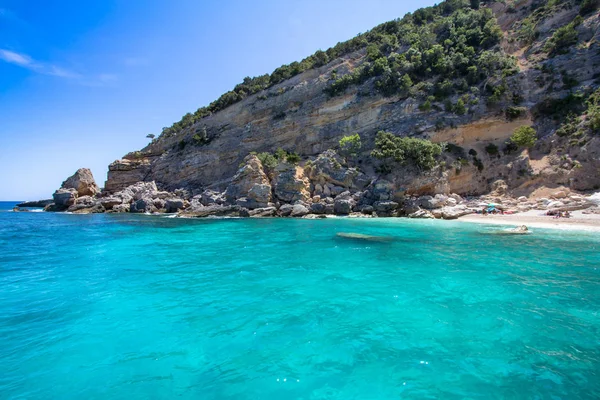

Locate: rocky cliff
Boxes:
[46,0,600,218]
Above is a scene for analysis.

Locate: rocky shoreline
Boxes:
[37,149,599,221]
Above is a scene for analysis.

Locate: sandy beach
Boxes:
[457,209,600,232]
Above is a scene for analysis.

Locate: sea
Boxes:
[1,200,599,399]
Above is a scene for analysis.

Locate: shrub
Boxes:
[543,17,581,56]
[339,133,362,157]
[505,106,527,120]
[255,152,278,169]
[587,88,600,132]
[419,100,432,111]
[485,143,499,155]
[286,152,301,164]
[511,126,537,148]
[274,148,288,161]
[455,98,466,115]
[146,134,155,139]
[371,131,442,170]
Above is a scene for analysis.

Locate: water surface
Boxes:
[1,206,599,399]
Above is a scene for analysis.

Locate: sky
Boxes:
[0,0,437,201]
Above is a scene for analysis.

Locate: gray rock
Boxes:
[182,204,240,218]
[249,207,277,217]
[290,204,310,217]
[441,205,472,220]
[333,199,353,214]
[112,204,131,213]
[310,202,327,214]
[99,196,123,210]
[52,188,78,210]
[359,205,374,214]
[373,201,399,213]
[279,204,294,216]
[17,199,53,208]
[60,168,100,197]
[408,209,434,219]
[165,198,185,213]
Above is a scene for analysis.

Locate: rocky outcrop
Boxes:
[61,168,100,197]
[51,188,77,210]
[272,163,310,203]
[17,199,53,208]
[225,155,272,209]
[104,158,151,193]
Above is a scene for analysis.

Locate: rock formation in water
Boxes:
[42,0,600,218]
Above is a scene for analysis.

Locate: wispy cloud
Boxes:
[0,48,116,85]
[0,49,81,78]
[0,49,32,66]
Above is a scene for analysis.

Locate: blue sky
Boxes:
[0,0,436,200]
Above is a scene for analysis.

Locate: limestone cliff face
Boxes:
[104,1,600,197]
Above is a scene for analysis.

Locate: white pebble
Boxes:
[420,361,425,364]
[403,382,406,386]
[277,378,280,382]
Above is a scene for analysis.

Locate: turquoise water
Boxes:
[1,201,600,399]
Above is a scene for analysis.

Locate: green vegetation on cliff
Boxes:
[157,0,515,140]
[371,131,442,170]
[325,4,515,99]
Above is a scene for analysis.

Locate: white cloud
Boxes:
[0,49,32,66]
[0,48,115,85]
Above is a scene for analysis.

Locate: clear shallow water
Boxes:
[1,203,600,399]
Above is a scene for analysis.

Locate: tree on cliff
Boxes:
[511,126,537,148]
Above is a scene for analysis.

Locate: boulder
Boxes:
[273,163,310,203]
[249,207,277,217]
[225,155,271,206]
[131,198,155,213]
[333,199,353,215]
[302,214,327,219]
[441,205,472,220]
[373,201,399,215]
[112,204,130,213]
[17,199,53,208]
[165,198,185,213]
[279,204,294,216]
[181,204,240,218]
[52,188,78,210]
[408,209,434,219]
[552,191,567,199]
[67,195,95,212]
[518,196,528,203]
[60,168,100,197]
[247,184,272,207]
[310,202,327,215]
[359,205,374,214]
[307,149,368,189]
[99,196,123,210]
[199,190,225,206]
[290,204,310,217]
